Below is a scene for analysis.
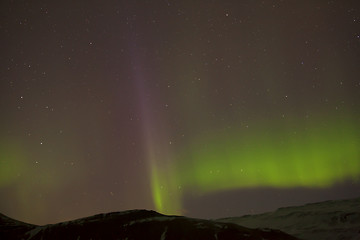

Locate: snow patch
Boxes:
[25,225,46,240]
[160,226,168,240]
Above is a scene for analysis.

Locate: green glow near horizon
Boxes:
[151,165,182,214]
[151,116,360,215]
[0,142,25,187]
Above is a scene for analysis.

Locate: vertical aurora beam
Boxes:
[129,42,183,214]
[133,80,183,214]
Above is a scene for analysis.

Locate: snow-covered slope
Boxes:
[219,197,360,240]
[0,210,298,240]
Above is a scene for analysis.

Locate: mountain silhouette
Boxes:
[1,209,298,240]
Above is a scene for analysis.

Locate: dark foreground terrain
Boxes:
[4,197,358,240]
[0,209,298,240]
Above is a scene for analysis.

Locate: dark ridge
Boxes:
[1,210,298,240]
[0,213,37,239]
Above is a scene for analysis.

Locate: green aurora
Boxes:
[151,115,360,215]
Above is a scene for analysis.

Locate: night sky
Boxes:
[1,0,360,225]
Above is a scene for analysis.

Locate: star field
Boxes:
[1,0,360,225]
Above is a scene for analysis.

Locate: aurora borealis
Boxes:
[151,115,360,214]
[1,0,360,225]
